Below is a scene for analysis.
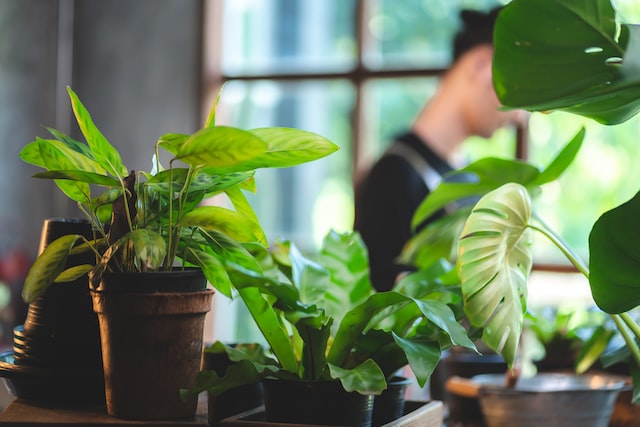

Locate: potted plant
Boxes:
[18,86,339,420]
[185,229,476,427]
[402,0,640,424]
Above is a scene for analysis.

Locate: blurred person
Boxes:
[354,7,526,292]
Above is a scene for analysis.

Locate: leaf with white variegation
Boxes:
[458,183,533,366]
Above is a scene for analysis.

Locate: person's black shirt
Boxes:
[354,132,453,291]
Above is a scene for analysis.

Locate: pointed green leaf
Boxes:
[183,247,232,298]
[33,170,122,188]
[19,141,45,168]
[412,158,539,229]
[589,190,640,313]
[204,87,224,128]
[534,128,585,185]
[458,183,534,366]
[66,87,128,176]
[178,206,263,243]
[44,127,94,158]
[175,126,267,167]
[54,264,93,283]
[245,127,339,168]
[22,235,80,303]
[224,185,267,245]
[236,286,298,373]
[392,333,441,387]
[37,138,91,203]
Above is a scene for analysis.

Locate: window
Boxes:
[203,0,640,341]
[204,0,508,252]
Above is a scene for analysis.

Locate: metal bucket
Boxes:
[472,373,627,427]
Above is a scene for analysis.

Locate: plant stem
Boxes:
[612,314,640,369]
[529,213,589,277]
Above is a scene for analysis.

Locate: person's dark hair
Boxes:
[453,6,503,62]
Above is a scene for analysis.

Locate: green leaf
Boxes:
[458,183,534,366]
[54,264,93,283]
[19,141,45,168]
[493,0,640,124]
[224,185,267,245]
[33,170,122,188]
[178,206,263,243]
[204,86,224,128]
[533,127,585,185]
[182,247,232,298]
[157,133,189,156]
[589,190,640,313]
[175,126,267,167]
[412,158,539,229]
[391,333,441,388]
[128,229,167,269]
[36,138,92,203]
[236,286,299,373]
[328,359,387,395]
[66,87,128,176]
[575,325,615,374]
[244,127,340,168]
[22,235,81,303]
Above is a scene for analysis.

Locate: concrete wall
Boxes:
[0,0,203,259]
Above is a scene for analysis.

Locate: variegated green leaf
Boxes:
[66,87,128,177]
[37,137,108,175]
[458,183,534,366]
[22,235,81,303]
[19,141,45,168]
[128,229,167,269]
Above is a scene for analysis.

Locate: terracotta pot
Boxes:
[262,378,374,427]
[91,269,213,420]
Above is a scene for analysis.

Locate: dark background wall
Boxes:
[0,0,204,259]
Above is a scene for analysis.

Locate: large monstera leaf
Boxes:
[493,0,640,125]
[458,183,534,366]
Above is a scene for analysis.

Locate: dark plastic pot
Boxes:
[372,376,412,426]
[91,269,213,420]
[262,378,374,427]
[0,218,105,404]
[203,348,264,427]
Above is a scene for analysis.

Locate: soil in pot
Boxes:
[91,269,213,420]
[262,378,374,427]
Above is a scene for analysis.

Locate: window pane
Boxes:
[528,112,640,265]
[364,0,506,69]
[221,0,356,75]
[361,77,439,164]
[216,80,355,251]
[360,76,516,169]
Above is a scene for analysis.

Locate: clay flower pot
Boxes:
[91,269,213,420]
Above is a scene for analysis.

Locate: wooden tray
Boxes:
[219,400,443,427]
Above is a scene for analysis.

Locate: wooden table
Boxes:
[0,395,208,426]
